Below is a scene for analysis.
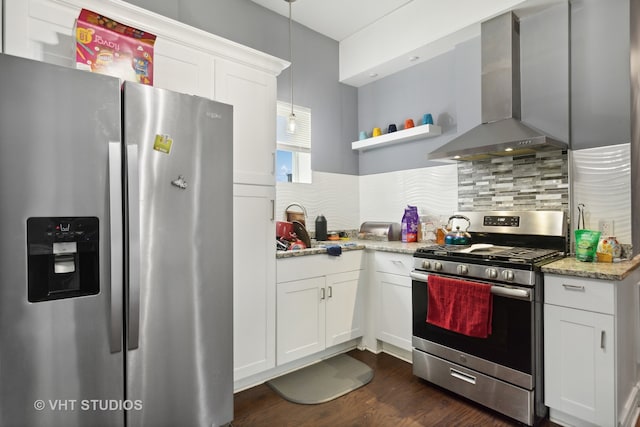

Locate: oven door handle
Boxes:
[490,286,530,299]
[412,271,530,300]
[410,271,429,282]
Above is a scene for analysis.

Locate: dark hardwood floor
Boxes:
[233,349,561,427]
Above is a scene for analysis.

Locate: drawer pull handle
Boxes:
[562,284,585,291]
[328,286,333,298]
[450,368,476,385]
[320,288,326,300]
[601,330,606,349]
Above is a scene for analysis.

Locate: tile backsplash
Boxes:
[571,143,631,243]
[277,144,630,244]
[457,149,569,211]
[276,171,360,234]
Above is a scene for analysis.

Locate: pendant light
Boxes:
[285,0,296,133]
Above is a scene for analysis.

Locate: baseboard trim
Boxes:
[233,341,358,393]
[548,380,640,427]
[380,342,412,363]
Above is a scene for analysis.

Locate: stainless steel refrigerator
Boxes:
[0,53,233,427]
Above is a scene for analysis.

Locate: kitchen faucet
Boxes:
[284,202,307,225]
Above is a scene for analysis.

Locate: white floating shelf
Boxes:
[351,124,442,152]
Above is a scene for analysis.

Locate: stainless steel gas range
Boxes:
[411,210,567,426]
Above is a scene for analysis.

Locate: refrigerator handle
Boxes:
[108,142,123,353]
[127,144,141,350]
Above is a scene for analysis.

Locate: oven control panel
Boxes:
[483,215,520,227]
[413,258,535,287]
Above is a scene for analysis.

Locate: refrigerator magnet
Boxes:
[153,134,173,154]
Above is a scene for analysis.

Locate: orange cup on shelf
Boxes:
[404,119,415,129]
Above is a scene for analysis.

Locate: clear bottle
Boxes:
[436,226,446,245]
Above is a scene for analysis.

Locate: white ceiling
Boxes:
[250,0,415,42]
[250,0,563,86]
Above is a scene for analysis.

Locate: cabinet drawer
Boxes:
[544,275,614,314]
[374,251,412,276]
[277,250,363,283]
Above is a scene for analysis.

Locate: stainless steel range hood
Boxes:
[427,12,567,161]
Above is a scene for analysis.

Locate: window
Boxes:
[276,101,311,183]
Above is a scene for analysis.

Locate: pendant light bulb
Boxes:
[287,112,297,133]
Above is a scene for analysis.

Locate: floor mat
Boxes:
[266,353,374,404]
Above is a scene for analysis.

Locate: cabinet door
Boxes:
[277,277,326,365]
[326,270,363,347]
[214,59,276,186]
[153,38,214,99]
[233,185,276,381]
[376,272,412,351]
[544,304,615,426]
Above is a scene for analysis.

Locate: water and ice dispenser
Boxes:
[27,217,100,302]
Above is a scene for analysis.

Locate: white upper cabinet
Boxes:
[152,38,215,98]
[4,0,288,186]
[215,59,278,185]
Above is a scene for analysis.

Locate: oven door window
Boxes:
[412,277,533,374]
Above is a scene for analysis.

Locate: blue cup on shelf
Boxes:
[358,131,367,140]
[387,124,397,133]
[423,113,434,125]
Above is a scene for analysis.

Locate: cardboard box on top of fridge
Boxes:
[75,9,156,85]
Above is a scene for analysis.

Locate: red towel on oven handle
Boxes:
[426,275,493,338]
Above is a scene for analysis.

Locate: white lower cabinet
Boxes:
[326,271,364,346]
[276,252,364,365]
[544,303,614,426]
[544,272,640,427]
[374,252,413,351]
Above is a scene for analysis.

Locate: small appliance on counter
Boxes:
[358,221,401,241]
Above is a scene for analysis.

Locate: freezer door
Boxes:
[123,82,233,427]
[0,54,125,427]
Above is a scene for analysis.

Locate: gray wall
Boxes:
[357,38,480,175]
[124,0,359,176]
[571,0,630,149]
[357,2,570,175]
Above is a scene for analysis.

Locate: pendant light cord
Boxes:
[288,0,294,116]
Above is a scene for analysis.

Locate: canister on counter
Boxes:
[315,215,327,241]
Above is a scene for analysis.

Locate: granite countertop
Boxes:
[278,241,640,282]
[275,239,428,259]
[542,254,640,281]
[276,241,366,259]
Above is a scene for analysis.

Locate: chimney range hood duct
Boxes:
[427,12,567,161]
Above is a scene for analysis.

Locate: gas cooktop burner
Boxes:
[414,244,561,264]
